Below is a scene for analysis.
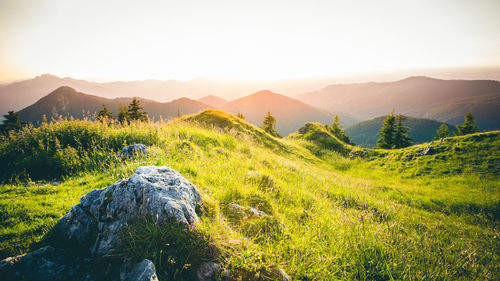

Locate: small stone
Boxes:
[279,268,292,281]
[228,202,245,213]
[118,144,147,159]
[122,259,159,281]
[248,207,266,217]
[196,261,220,281]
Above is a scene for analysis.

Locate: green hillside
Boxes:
[347,116,456,147]
[0,110,498,280]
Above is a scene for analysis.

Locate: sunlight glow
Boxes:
[1,0,499,81]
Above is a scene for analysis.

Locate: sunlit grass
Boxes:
[0,112,498,280]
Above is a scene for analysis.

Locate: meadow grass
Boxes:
[0,111,498,280]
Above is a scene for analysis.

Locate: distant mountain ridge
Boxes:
[198,95,227,108]
[0,74,337,115]
[17,87,344,136]
[346,116,456,147]
[298,76,500,131]
[18,86,211,124]
[5,74,500,131]
[220,90,348,135]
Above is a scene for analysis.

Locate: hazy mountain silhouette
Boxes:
[221,90,352,135]
[346,116,456,148]
[18,86,211,124]
[0,74,198,115]
[17,87,347,136]
[198,95,228,108]
[0,74,336,115]
[298,76,500,131]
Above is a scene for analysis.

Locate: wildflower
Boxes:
[182,264,191,270]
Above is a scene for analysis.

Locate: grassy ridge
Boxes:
[0,110,498,280]
[367,131,500,178]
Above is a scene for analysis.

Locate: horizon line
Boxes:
[2,65,500,85]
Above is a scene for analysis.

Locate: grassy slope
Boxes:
[0,110,498,280]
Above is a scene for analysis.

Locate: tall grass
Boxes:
[0,114,498,280]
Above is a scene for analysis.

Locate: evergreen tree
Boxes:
[118,105,129,124]
[456,111,478,135]
[393,114,412,148]
[434,123,450,140]
[328,115,351,144]
[127,98,148,122]
[237,112,245,120]
[177,109,181,118]
[0,111,26,136]
[97,104,113,121]
[262,111,280,137]
[376,112,396,148]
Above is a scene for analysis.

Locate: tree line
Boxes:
[433,111,478,139]
[376,111,412,149]
[0,98,149,138]
[0,100,481,147]
[376,111,479,149]
[97,98,148,123]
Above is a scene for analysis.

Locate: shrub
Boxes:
[0,120,162,181]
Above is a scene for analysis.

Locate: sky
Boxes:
[1,0,499,82]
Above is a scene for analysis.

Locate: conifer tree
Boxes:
[0,111,26,136]
[456,111,478,135]
[328,115,351,144]
[237,112,245,120]
[97,104,113,121]
[118,105,129,124]
[376,112,396,148]
[262,111,280,137]
[434,123,450,140]
[127,98,148,122]
[393,114,412,148]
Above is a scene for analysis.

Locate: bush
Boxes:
[0,120,162,181]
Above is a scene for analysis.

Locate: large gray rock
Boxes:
[0,246,87,281]
[55,166,202,256]
[118,144,147,159]
[0,166,203,280]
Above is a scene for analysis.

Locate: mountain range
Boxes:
[18,87,211,124]
[298,76,500,131]
[17,87,341,135]
[4,74,500,135]
[0,74,337,115]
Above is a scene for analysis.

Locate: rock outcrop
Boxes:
[118,144,147,159]
[0,166,202,281]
